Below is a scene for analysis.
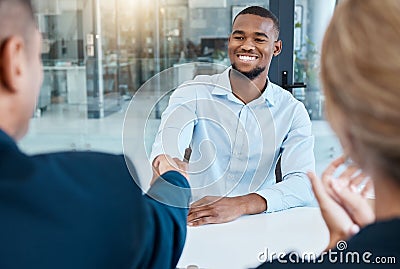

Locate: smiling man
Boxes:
[151,6,316,226]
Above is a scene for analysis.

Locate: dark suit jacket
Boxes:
[0,129,191,269]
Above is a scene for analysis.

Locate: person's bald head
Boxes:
[0,0,35,46]
[0,0,42,141]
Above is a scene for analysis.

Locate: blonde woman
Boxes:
[256,0,400,267]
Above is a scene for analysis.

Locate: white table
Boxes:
[177,207,329,269]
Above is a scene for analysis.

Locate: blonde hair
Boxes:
[321,0,400,181]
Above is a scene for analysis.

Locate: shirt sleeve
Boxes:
[150,84,198,162]
[256,102,317,213]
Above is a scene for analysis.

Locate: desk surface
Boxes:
[177,207,329,269]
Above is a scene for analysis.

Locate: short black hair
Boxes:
[233,6,280,38]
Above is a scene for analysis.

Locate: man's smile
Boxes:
[237,54,259,63]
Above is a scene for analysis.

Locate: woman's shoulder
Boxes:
[346,218,400,256]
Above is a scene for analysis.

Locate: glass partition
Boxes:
[293,0,336,120]
[34,0,85,111]
[293,0,341,175]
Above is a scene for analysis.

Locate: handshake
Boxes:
[151,154,189,184]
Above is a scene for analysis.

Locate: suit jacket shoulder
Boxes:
[0,130,190,269]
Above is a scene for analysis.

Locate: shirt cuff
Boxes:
[256,188,285,213]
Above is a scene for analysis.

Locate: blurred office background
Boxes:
[20,0,339,177]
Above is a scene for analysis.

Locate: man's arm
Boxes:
[140,156,191,268]
[187,193,266,226]
[150,85,198,163]
[256,102,316,213]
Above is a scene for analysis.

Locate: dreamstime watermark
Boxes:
[257,241,397,265]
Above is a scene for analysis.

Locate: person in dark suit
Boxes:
[255,0,400,268]
[0,1,190,268]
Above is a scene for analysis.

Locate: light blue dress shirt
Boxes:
[151,67,316,212]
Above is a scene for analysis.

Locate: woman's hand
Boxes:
[308,156,375,250]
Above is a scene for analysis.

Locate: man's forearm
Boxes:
[240,193,268,215]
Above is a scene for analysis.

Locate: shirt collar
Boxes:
[211,66,276,106]
[211,67,232,95]
[261,79,276,106]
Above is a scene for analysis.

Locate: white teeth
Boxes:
[239,55,256,61]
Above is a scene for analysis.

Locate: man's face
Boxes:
[228,14,282,80]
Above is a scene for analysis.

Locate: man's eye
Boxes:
[233,36,244,40]
[255,39,267,43]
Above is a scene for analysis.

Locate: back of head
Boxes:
[233,6,280,38]
[321,0,400,182]
[0,0,35,46]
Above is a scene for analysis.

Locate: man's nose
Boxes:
[240,39,255,51]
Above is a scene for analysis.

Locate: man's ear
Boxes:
[273,40,282,57]
[0,36,26,93]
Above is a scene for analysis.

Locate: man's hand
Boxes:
[308,156,375,250]
[187,194,267,226]
[151,154,188,185]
